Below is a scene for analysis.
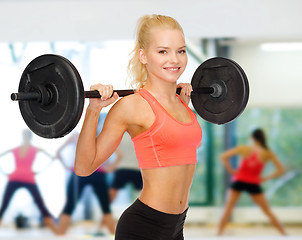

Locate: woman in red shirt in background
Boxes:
[218,128,287,235]
[0,129,56,231]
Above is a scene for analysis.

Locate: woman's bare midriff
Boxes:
[138,164,196,214]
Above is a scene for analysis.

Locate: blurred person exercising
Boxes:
[55,132,117,236]
[98,132,142,233]
[108,132,143,202]
[217,128,287,235]
[75,14,202,240]
[0,129,56,232]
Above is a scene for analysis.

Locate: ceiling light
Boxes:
[260,42,302,51]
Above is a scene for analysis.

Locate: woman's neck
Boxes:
[252,141,263,150]
[21,142,30,148]
[144,80,177,101]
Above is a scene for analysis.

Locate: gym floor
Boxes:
[1,222,302,240]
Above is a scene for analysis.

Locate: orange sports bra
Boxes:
[132,88,202,169]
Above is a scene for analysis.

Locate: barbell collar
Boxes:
[11,89,52,105]
[210,83,223,98]
[11,92,40,101]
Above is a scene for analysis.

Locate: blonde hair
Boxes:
[128,14,184,88]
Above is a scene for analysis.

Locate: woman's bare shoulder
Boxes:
[108,93,146,120]
[237,145,251,152]
[113,93,144,108]
[236,145,253,156]
[121,92,144,104]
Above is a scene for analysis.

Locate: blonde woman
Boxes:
[75,15,202,239]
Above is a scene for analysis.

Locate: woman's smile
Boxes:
[163,67,181,73]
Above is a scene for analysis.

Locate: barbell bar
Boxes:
[11,86,217,101]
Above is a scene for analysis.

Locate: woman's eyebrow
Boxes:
[156,45,186,49]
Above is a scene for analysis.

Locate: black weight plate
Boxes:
[18,54,84,138]
[191,57,249,124]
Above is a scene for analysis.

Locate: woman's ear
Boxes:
[138,49,147,65]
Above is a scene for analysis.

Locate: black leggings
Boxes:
[115,199,187,240]
[62,171,111,215]
[0,181,52,218]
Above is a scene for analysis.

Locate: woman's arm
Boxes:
[55,133,79,160]
[54,133,79,169]
[37,147,54,159]
[0,149,13,158]
[262,151,286,182]
[103,147,123,173]
[74,84,126,176]
[220,146,244,175]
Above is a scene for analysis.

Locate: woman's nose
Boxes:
[169,52,179,64]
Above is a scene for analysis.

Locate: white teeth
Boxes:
[165,67,179,71]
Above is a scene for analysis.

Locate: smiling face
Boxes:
[138,28,187,85]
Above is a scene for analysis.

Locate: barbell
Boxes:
[11,54,249,138]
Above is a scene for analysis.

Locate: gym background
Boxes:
[0,0,301,237]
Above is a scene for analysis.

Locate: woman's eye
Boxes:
[159,50,167,54]
[178,50,186,54]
